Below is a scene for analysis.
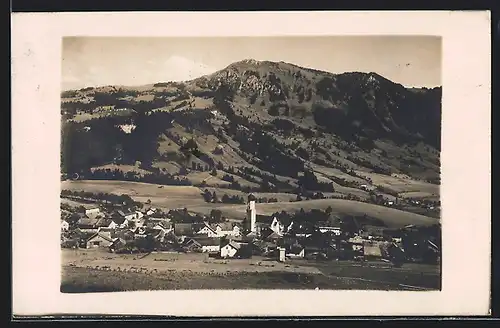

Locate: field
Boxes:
[61,249,440,292]
[192,199,439,228]
[61,180,207,209]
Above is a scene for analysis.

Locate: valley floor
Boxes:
[61,249,440,292]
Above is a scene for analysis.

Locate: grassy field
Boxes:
[61,180,439,226]
[192,199,439,228]
[61,249,440,292]
[61,180,207,209]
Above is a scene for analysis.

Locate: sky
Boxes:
[61,36,441,91]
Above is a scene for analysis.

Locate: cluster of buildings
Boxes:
[61,194,440,264]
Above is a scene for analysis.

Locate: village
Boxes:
[61,192,441,267]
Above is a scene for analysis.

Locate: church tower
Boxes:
[246,194,257,233]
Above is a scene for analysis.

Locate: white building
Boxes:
[85,207,100,217]
[220,241,241,258]
[270,217,285,236]
[318,226,342,236]
[61,220,70,232]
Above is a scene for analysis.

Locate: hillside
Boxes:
[60,59,441,220]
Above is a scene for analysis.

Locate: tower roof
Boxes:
[247,193,257,202]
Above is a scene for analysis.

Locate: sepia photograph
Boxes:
[11,11,490,317]
[59,36,443,292]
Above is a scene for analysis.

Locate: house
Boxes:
[286,245,305,258]
[85,206,100,217]
[252,240,277,255]
[210,222,241,237]
[174,223,194,236]
[263,231,283,242]
[182,238,202,252]
[247,214,278,236]
[363,241,384,258]
[95,217,117,229]
[278,247,286,262]
[146,221,173,233]
[145,208,157,216]
[76,217,100,232]
[220,240,241,258]
[196,223,219,237]
[117,210,139,221]
[193,237,221,253]
[135,211,145,220]
[269,217,285,236]
[86,232,115,249]
[318,226,342,236]
[61,220,69,231]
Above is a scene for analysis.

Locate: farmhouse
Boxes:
[85,206,100,217]
[146,221,173,233]
[95,217,118,229]
[76,217,100,232]
[263,231,282,243]
[269,217,285,236]
[61,219,69,231]
[174,223,194,236]
[220,240,241,258]
[181,238,202,252]
[86,232,115,249]
[210,222,242,237]
[145,208,158,216]
[318,226,342,236]
[117,210,139,221]
[193,237,221,253]
[195,223,218,237]
[252,240,277,255]
[286,245,305,258]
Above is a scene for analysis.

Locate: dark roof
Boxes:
[211,222,236,231]
[265,232,283,241]
[224,240,242,250]
[96,218,114,227]
[77,217,99,227]
[174,223,194,235]
[87,232,114,243]
[192,237,221,246]
[247,193,257,202]
[256,215,273,224]
[111,229,135,240]
[112,216,126,225]
[85,212,102,220]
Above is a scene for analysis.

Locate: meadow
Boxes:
[61,249,440,292]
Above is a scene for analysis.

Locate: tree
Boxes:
[210,168,217,176]
[202,189,213,202]
[210,209,223,223]
[325,206,333,215]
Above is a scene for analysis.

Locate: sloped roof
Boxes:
[255,214,273,224]
[211,222,236,231]
[112,229,135,240]
[87,232,115,243]
[174,223,193,234]
[112,216,126,225]
[85,212,102,220]
[77,217,99,227]
[96,218,114,227]
[265,232,282,241]
[226,240,241,250]
[192,237,221,247]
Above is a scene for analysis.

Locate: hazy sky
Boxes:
[61,36,441,90]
